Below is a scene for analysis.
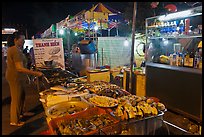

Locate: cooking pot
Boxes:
[44,60,53,67]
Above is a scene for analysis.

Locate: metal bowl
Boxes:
[46,100,90,118]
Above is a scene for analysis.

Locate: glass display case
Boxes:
[145,6,202,70]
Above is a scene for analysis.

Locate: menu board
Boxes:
[33,38,65,70]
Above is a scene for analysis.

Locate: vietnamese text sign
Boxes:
[33,38,65,70]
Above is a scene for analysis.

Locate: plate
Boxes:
[88,95,118,108]
[88,69,101,73]
[101,69,109,72]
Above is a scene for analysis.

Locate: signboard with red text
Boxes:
[33,38,65,70]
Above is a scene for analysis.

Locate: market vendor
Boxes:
[71,44,84,76]
[6,31,43,126]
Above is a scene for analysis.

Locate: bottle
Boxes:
[169,54,173,66]
[160,21,164,35]
[188,50,195,68]
[179,20,184,35]
[198,57,202,69]
[183,50,190,67]
[184,18,190,35]
[194,50,200,69]
[169,22,174,35]
[172,52,177,66]
[166,22,170,35]
[178,52,183,67]
[173,21,177,32]
[164,22,167,36]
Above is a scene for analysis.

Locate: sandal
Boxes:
[10,121,25,126]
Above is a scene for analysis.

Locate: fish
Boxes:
[49,54,62,60]
[49,47,61,55]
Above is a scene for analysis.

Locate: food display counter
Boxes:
[38,75,167,135]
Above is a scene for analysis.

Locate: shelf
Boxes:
[146,62,202,75]
[147,35,202,39]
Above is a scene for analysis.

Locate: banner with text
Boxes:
[33,38,65,70]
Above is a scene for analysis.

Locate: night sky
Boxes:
[2,2,201,38]
[2,2,129,38]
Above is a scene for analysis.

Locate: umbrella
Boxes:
[164,4,177,12]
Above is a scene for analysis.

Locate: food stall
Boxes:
[145,6,202,133]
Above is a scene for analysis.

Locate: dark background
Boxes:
[2,2,129,38]
[2,1,201,39]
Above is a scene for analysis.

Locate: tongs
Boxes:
[34,75,51,92]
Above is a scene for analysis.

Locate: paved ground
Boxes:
[1,57,197,135]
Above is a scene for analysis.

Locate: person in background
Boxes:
[2,44,8,61]
[23,46,29,54]
[6,31,43,126]
[71,44,83,76]
[29,47,35,68]
[25,53,32,69]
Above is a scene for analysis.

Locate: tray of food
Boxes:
[48,107,119,135]
[87,95,118,108]
[84,81,127,98]
[70,77,87,84]
[46,101,90,118]
[111,95,166,121]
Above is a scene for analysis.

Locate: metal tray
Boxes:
[109,110,165,135]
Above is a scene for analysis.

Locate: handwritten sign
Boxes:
[33,38,65,70]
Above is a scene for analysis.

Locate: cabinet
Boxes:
[145,6,202,122]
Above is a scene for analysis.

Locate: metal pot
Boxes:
[44,60,53,67]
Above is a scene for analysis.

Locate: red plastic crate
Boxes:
[48,107,119,135]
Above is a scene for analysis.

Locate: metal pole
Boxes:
[25,28,28,39]
[116,27,119,36]
[130,2,137,94]
[67,28,70,53]
[100,19,102,37]
[102,48,104,66]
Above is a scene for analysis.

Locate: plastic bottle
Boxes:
[194,50,200,69]
[179,20,185,35]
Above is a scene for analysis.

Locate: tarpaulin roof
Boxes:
[89,3,121,15]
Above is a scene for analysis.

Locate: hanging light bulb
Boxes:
[124,39,129,46]
[59,29,64,35]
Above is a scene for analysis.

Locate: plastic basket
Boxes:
[48,107,119,135]
[100,122,122,135]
